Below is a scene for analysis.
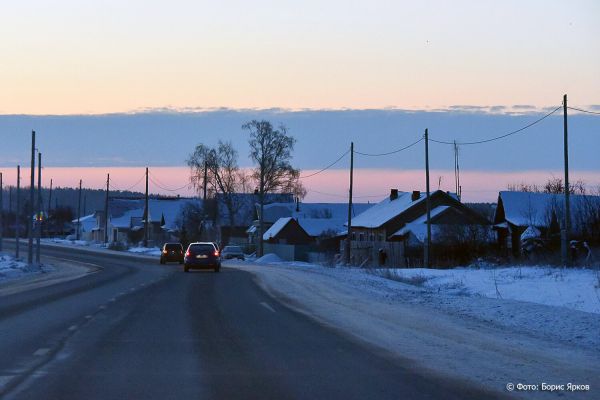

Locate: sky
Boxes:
[1,1,598,113]
[0,1,598,202]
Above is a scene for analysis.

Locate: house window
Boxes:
[369,233,374,241]
[378,234,385,242]
[359,233,364,242]
[351,232,356,241]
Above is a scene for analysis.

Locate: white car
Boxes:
[221,245,245,260]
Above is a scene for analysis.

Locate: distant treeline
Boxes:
[0,187,145,215]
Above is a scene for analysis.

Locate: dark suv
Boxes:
[160,243,184,264]
[184,242,221,273]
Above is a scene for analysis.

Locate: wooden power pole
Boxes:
[345,142,354,265]
[562,94,571,267]
[77,179,82,241]
[424,129,432,268]
[28,131,35,265]
[104,174,109,244]
[16,165,21,259]
[144,167,149,247]
[36,152,41,264]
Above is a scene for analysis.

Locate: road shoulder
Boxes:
[0,256,101,297]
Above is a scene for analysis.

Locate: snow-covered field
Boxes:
[232,257,600,398]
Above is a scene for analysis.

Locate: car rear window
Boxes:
[165,244,182,250]
[225,246,242,252]
[188,244,215,254]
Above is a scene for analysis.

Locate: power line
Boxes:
[567,106,600,115]
[110,173,146,192]
[148,176,190,192]
[355,137,423,156]
[307,188,387,199]
[299,149,350,179]
[430,105,562,145]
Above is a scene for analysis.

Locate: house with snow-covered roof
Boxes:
[347,189,489,266]
[493,191,600,256]
[91,197,201,245]
[248,201,373,246]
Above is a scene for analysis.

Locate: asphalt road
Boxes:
[0,243,503,399]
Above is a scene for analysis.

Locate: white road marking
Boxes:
[98,305,106,310]
[85,315,93,319]
[109,298,116,302]
[33,348,51,356]
[260,302,276,313]
[68,325,78,331]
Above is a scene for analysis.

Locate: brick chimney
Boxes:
[411,190,421,201]
[390,189,399,201]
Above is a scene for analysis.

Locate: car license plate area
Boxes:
[196,255,208,259]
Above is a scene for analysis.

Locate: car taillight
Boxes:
[186,250,191,257]
[163,250,168,254]
[214,251,219,257]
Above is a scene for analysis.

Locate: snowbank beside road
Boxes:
[0,254,45,281]
[232,260,600,398]
[127,246,162,257]
[372,266,600,314]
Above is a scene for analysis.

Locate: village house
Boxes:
[249,201,374,259]
[493,191,600,257]
[87,197,200,246]
[346,189,489,266]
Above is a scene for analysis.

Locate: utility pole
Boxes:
[562,94,571,267]
[46,178,53,237]
[0,172,3,252]
[83,194,87,217]
[16,165,21,259]
[144,167,149,247]
[77,179,82,241]
[424,129,432,268]
[104,174,109,244]
[345,142,354,265]
[453,140,461,200]
[47,178,53,214]
[28,131,35,266]
[203,161,208,202]
[36,152,42,264]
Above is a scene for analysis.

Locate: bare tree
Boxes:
[187,141,247,229]
[244,120,303,257]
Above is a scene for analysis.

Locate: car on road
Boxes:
[221,245,245,260]
[160,242,184,264]
[184,242,221,272]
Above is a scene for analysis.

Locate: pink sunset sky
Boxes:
[1,167,598,204]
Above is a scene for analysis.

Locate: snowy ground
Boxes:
[370,265,600,314]
[127,246,162,257]
[0,253,53,282]
[42,238,162,257]
[232,256,600,398]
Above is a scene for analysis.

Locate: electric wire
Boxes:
[429,105,562,145]
[308,188,388,199]
[299,149,350,179]
[148,176,190,192]
[567,106,600,115]
[355,137,424,156]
